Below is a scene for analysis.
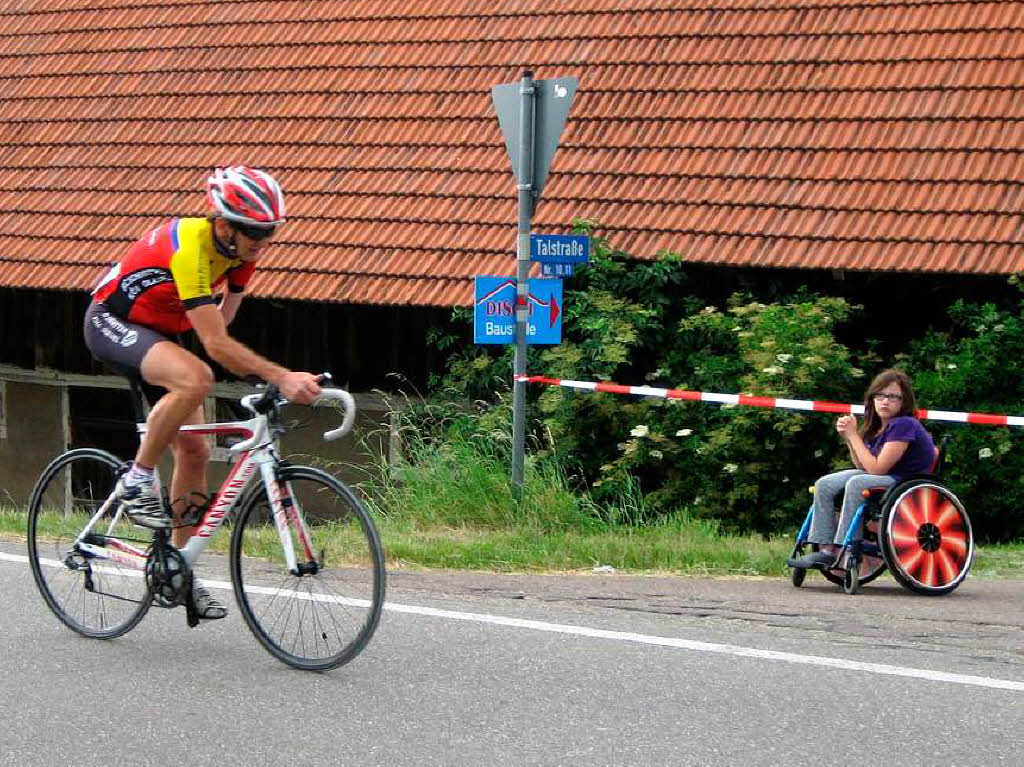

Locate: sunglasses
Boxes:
[233,222,277,242]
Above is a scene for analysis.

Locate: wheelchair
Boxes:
[788,443,974,595]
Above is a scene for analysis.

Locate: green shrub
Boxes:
[582,294,870,533]
[423,226,1024,542]
[902,299,1024,541]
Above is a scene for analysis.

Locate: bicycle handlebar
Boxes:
[243,385,281,415]
[317,387,357,441]
[240,373,357,441]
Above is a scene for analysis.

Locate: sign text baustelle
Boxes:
[474,277,562,345]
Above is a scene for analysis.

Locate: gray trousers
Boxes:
[808,469,897,545]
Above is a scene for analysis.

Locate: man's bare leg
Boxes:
[114,342,214,529]
[169,406,226,618]
[138,342,225,617]
[169,405,210,549]
[136,342,214,470]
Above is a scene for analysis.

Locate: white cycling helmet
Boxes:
[205,166,285,228]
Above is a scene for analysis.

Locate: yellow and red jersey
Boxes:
[92,217,256,336]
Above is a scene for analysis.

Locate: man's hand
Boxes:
[275,371,322,405]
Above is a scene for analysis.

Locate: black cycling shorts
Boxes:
[83,302,177,404]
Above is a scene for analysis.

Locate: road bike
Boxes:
[26,377,386,671]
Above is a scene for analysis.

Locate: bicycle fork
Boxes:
[261,461,318,576]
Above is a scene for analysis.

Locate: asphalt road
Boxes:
[1,540,1021,766]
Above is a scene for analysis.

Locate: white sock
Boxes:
[125,462,155,487]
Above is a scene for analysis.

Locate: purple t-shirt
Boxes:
[865,416,935,479]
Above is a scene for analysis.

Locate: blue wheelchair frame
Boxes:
[794,495,884,559]
[788,436,975,595]
[792,492,887,593]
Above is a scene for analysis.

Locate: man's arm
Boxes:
[220,290,244,326]
[187,303,321,404]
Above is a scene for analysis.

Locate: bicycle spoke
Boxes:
[293,586,309,659]
[274,582,300,653]
[254,575,288,626]
[311,579,341,654]
[309,587,330,657]
[231,465,385,670]
[60,567,82,610]
[28,450,153,639]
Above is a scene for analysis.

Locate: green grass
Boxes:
[971,543,1024,579]
[7,410,1024,580]
[3,506,1023,578]
[375,515,792,575]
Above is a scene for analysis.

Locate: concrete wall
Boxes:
[0,375,391,512]
[277,404,389,488]
[0,382,65,507]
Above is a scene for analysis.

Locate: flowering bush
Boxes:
[429,228,1024,541]
[636,294,868,533]
[902,298,1024,540]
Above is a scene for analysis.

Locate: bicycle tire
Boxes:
[27,448,153,639]
[229,464,386,671]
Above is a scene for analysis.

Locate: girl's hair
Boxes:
[861,369,917,438]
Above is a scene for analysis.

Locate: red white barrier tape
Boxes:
[516,376,1024,428]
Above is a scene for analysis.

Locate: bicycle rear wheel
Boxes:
[27,449,153,638]
[230,465,386,671]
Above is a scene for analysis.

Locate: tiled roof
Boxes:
[0,1,1021,307]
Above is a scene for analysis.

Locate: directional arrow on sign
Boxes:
[526,292,560,327]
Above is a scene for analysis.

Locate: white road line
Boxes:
[3,550,1021,692]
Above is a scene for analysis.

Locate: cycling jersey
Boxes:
[92,217,256,336]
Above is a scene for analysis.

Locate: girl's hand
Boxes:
[836,415,858,438]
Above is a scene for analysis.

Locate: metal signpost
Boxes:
[491,71,578,489]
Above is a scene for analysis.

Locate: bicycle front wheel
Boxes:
[230,465,386,671]
[27,449,153,638]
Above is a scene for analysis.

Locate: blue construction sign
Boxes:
[474,277,563,345]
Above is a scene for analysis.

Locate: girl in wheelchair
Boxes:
[789,369,935,570]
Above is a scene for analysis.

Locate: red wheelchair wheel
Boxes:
[881,481,973,595]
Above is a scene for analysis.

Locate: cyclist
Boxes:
[83,166,322,619]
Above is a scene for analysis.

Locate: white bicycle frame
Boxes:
[70,387,357,575]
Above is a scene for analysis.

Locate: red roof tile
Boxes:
[0,1,1022,307]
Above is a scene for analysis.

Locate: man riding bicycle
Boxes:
[83,166,322,619]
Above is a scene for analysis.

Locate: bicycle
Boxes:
[26,375,386,671]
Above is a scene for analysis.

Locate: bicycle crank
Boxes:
[144,534,192,608]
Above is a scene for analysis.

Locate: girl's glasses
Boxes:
[873,392,903,402]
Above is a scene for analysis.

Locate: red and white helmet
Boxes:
[205,166,285,228]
